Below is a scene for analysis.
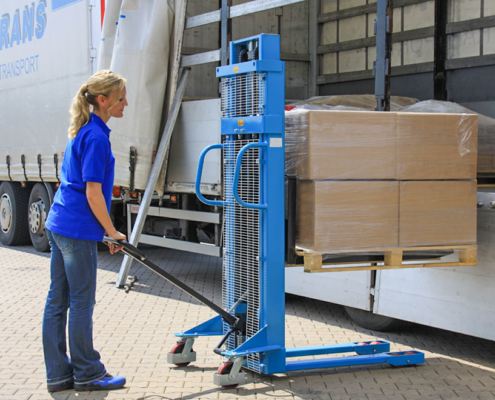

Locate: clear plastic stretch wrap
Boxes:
[285,109,398,180]
[291,95,418,111]
[285,107,478,180]
[286,96,479,254]
[399,100,495,172]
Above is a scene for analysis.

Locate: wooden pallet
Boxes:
[288,245,477,273]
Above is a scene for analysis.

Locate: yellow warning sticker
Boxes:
[238,120,244,126]
[233,66,239,73]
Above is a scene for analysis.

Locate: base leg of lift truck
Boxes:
[218,338,424,372]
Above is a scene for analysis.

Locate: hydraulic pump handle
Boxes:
[103,237,239,327]
[233,142,268,210]
[195,143,226,207]
[104,237,146,260]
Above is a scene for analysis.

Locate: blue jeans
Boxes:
[43,229,106,385]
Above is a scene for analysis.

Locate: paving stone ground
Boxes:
[1,242,495,400]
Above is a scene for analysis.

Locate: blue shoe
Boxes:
[74,373,126,391]
[47,378,74,393]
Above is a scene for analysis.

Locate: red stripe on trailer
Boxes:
[100,0,105,27]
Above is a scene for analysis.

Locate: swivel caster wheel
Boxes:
[169,342,192,367]
[213,357,245,389]
[216,362,240,389]
[167,339,196,367]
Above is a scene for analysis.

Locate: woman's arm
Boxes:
[86,181,126,253]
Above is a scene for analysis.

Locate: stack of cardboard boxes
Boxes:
[285,110,478,252]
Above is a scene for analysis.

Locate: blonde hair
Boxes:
[68,70,127,139]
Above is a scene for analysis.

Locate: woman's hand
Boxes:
[107,230,126,254]
[86,182,127,255]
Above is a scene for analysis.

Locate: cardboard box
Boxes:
[397,113,478,180]
[297,181,399,251]
[295,180,477,253]
[399,181,477,247]
[286,110,478,181]
[286,110,397,180]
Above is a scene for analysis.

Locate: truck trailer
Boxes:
[1,0,495,341]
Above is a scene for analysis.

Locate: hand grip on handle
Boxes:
[233,142,268,210]
[195,143,226,207]
[102,237,146,261]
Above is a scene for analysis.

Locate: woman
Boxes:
[43,70,128,392]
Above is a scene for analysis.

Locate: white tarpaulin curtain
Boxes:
[0,0,92,182]
[98,0,175,190]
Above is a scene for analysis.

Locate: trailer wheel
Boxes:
[344,306,409,332]
[28,183,54,252]
[0,182,31,246]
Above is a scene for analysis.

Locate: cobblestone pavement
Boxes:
[2,243,495,400]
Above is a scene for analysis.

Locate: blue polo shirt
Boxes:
[46,113,115,241]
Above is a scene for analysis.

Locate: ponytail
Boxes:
[68,70,126,139]
[68,84,91,139]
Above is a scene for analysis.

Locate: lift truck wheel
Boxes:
[390,351,418,368]
[344,307,409,332]
[216,362,242,389]
[169,342,192,367]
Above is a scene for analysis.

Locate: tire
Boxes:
[169,342,192,367]
[0,182,31,246]
[216,362,242,389]
[344,306,410,332]
[28,183,54,252]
